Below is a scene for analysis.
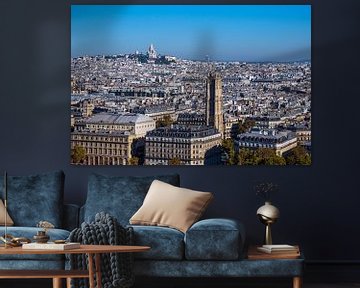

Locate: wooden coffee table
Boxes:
[0,244,150,288]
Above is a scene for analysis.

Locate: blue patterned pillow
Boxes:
[84,173,180,225]
[0,171,64,227]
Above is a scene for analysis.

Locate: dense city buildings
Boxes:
[71,112,155,165]
[133,105,176,121]
[71,130,135,165]
[74,113,156,138]
[71,44,311,165]
[143,72,226,165]
[176,113,206,126]
[235,128,298,156]
[145,126,222,165]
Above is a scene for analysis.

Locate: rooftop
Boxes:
[72,129,132,137]
[147,125,221,139]
[237,128,296,144]
[83,113,154,125]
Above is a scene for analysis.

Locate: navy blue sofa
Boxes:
[80,173,304,281]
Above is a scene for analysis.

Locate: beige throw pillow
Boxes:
[130,180,213,233]
[0,199,14,226]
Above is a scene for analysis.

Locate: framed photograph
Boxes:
[71,5,311,166]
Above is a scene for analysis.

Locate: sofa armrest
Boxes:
[63,204,80,231]
[184,218,245,260]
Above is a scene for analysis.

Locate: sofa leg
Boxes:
[293,276,302,288]
[53,278,62,288]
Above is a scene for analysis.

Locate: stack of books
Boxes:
[247,244,300,260]
[257,244,299,255]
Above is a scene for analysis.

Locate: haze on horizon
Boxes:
[71,5,311,62]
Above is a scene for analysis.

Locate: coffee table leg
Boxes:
[52,278,62,288]
[95,253,102,288]
[293,276,302,288]
[88,253,95,288]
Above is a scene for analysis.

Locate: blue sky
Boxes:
[71,5,311,62]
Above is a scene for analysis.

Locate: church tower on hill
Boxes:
[147,44,157,59]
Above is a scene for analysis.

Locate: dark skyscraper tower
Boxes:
[206,72,224,138]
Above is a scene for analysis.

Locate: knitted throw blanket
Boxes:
[68,212,135,288]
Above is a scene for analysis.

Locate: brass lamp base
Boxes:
[265,223,272,245]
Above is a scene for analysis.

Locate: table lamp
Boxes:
[256,201,280,245]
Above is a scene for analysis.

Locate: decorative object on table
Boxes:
[33,220,55,243]
[0,234,31,247]
[255,182,280,245]
[54,239,67,244]
[33,230,50,243]
[69,212,135,288]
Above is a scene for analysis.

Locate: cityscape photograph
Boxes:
[71,5,311,166]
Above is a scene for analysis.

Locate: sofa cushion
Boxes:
[130,180,213,233]
[0,199,14,226]
[0,171,64,227]
[184,218,245,260]
[0,227,70,261]
[130,225,184,260]
[84,173,180,225]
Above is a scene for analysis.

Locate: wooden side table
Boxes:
[0,244,150,288]
[247,245,303,288]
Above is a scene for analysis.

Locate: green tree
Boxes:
[169,157,181,165]
[238,148,286,165]
[238,119,256,134]
[156,115,174,128]
[254,148,286,165]
[285,146,311,165]
[238,148,257,165]
[221,139,237,165]
[71,146,86,164]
